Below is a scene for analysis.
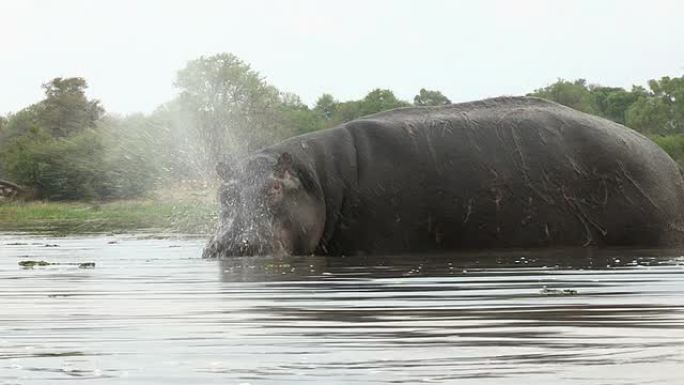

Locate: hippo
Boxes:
[203,96,684,258]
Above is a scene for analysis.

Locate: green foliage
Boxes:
[646,76,684,132]
[1,130,107,200]
[278,93,325,136]
[97,115,163,198]
[358,89,411,116]
[529,79,596,113]
[0,123,160,201]
[624,76,684,135]
[314,88,411,126]
[0,105,45,142]
[313,94,338,120]
[0,77,158,200]
[625,97,671,134]
[414,88,451,106]
[1,78,102,147]
[530,75,684,135]
[148,99,208,179]
[331,100,364,124]
[39,77,104,137]
[175,53,288,162]
[652,134,684,167]
[588,87,638,124]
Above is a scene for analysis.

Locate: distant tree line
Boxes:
[0,52,682,201]
[529,77,684,135]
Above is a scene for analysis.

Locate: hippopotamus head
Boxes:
[202,152,326,258]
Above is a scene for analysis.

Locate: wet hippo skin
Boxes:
[204,96,684,257]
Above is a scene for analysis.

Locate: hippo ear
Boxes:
[216,160,234,181]
[274,152,294,175]
[273,152,302,190]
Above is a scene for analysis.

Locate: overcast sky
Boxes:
[2,0,684,116]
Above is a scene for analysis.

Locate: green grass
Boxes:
[0,200,217,235]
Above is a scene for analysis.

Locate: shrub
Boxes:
[651,134,684,167]
[0,130,107,200]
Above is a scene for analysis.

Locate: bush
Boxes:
[1,130,107,200]
[97,116,162,199]
[651,134,684,167]
[0,125,162,201]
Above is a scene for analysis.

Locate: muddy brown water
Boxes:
[1,233,684,384]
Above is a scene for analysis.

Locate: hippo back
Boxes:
[265,97,684,255]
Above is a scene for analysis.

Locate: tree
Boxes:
[0,78,103,142]
[0,77,161,200]
[313,93,338,120]
[647,76,684,132]
[38,77,104,138]
[625,96,671,134]
[587,86,639,125]
[0,129,108,200]
[175,53,287,167]
[316,89,411,126]
[96,115,163,198]
[358,88,410,116]
[529,79,595,113]
[413,88,451,106]
[278,93,325,135]
[0,105,45,143]
[332,100,363,124]
[620,76,684,134]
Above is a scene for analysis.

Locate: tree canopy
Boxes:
[529,75,684,135]
[414,88,451,106]
[0,78,155,200]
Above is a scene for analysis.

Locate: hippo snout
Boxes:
[202,231,273,258]
[236,237,264,255]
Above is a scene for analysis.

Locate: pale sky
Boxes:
[2,0,684,116]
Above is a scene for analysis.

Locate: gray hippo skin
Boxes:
[203,96,684,257]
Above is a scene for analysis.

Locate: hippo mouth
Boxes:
[202,231,292,258]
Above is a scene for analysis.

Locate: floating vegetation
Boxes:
[18,260,96,269]
[18,260,51,268]
[540,286,579,296]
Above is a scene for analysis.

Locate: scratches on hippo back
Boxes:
[462,198,473,225]
[544,223,552,242]
[616,160,661,212]
[458,112,483,153]
[509,122,528,174]
[423,126,441,176]
[560,184,608,246]
[425,213,446,246]
[494,107,526,147]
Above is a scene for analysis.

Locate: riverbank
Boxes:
[0,200,217,235]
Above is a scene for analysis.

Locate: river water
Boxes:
[1,233,684,384]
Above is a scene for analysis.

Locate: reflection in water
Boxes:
[1,234,684,384]
[218,247,684,281]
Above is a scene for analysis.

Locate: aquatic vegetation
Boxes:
[18,260,96,269]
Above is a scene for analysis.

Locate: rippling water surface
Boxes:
[2,233,684,384]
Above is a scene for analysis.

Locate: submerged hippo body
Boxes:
[203,96,684,257]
